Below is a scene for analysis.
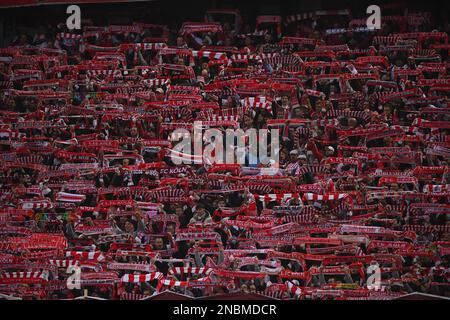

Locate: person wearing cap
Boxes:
[285,150,300,175]
[289,149,299,158]
[154,87,165,100]
[297,153,307,162]
[325,146,335,157]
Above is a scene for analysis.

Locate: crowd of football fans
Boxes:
[0,5,449,300]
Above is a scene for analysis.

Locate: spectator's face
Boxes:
[243,115,253,127]
[125,221,135,233]
[85,217,94,226]
[153,237,164,250]
[176,37,185,47]
[175,206,183,216]
[166,224,175,235]
[299,107,309,117]
[326,149,334,157]
[195,207,205,217]
[281,96,290,105]
[292,108,302,118]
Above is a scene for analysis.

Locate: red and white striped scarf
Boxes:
[120,272,164,283]
[65,251,105,262]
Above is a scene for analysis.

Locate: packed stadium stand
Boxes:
[0,0,449,300]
